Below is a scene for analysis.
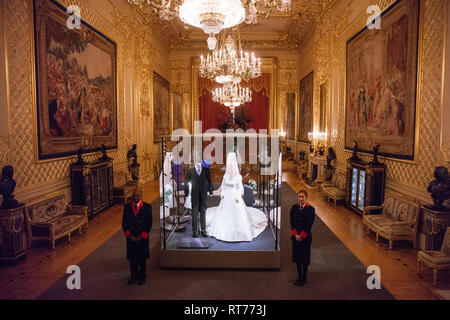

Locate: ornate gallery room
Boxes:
[0,0,450,303]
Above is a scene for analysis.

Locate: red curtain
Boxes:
[199,74,270,132]
[243,87,269,132]
[199,88,231,132]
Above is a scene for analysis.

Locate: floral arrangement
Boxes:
[248,180,257,189]
[164,189,173,204]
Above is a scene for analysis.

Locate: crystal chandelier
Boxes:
[212,84,252,108]
[179,0,245,50]
[199,29,261,86]
[128,0,292,49]
[245,0,292,24]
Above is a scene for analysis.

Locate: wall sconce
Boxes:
[308,131,328,155]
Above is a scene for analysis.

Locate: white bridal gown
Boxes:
[160,152,176,219]
[206,153,268,242]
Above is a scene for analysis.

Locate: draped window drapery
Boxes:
[198,74,270,132]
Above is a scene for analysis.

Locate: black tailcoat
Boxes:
[290,203,315,265]
[122,202,153,261]
[184,167,213,205]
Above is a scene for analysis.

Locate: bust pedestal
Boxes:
[0,205,27,265]
[418,205,450,251]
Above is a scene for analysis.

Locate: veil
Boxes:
[159,152,173,186]
[160,152,176,218]
[213,152,242,196]
[225,152,240,179]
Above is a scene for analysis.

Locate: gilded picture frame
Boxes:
[33,0,118,161]
[345,0,420,161]
[286,93,296,141]
[172,92,184,131]
[153,72,170,143]
[298,71,314,144]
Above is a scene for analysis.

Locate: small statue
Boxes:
[326,147,337,168]
[426,166,450,212]
[75,147,87,165]
[127,144,137,161]
[0,166,19,210]
[371,144,382,166]
[319,146,325,156]
[350,141,361,162]
[309,145,314,154]
[127,144,140,181]
[98,144,112,162]
[299,151,306,161]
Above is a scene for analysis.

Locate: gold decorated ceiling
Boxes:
[127,0,339,51]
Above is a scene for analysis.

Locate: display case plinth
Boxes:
[161,249,280,270]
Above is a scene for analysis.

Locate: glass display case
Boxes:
[346,160,386,215]
[158,134,282,269]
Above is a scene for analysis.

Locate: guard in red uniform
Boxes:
[290,190,315,286]
[122,187,153,286]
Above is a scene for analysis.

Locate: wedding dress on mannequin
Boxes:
[160,152,177,219]
[206,152,267,242]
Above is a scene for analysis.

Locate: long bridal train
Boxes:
[206,152,268,242]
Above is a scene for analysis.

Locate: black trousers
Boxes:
[192,199,207,234]
[296,263,308,281]
[130,259,147,280]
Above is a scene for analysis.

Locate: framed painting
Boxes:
[345,0,420,161]
[153,72,170,143]
[298,72,314,143]
[319,82,327,133]
[172,92,183,131]
[33,0,117,161]
[286,93,296,141]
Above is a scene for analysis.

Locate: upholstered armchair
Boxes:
[417,227,450,286]
[362,193,420,250]
[26,194,88,250]
[322,174,347,207]
[296,160,308,179]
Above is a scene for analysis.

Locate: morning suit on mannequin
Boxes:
[184,162,213,237]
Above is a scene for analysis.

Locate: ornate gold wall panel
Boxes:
[112,6,156,183]
[170,59,191,131]
[278,60,298,136]
[2,0,159,200]
[299,0,447,195]
[441,0,450,165]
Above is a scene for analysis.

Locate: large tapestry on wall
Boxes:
[286,93,296,141]
[33,0,117,160]
[153,72,170,143]
[345,0,420,161]
[298,72,314,143]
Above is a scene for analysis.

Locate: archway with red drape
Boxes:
[198,73,270,132]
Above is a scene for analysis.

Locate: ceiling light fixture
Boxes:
[179,0,245,50]
[128,0,292,48]
[245,0,292,24]
[199,29,261,86]
[212,84,252,108]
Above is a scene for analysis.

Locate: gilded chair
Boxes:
[322,174,347,207]
[417,227,450,286]
[363,192,420,250]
